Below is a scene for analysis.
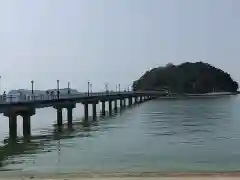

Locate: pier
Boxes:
[0,91,166,138]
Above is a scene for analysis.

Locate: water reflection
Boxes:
[0,123,87,170]
[138,98,236,150]
[1,97,238,173]
[0,106,127,170]
[142,98,233,135]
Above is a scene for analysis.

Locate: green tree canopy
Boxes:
[133,62,238,94]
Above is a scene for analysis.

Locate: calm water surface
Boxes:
[0,96,240,174]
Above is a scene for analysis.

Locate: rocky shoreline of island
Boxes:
[156,91,238,99]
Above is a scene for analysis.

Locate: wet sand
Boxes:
[2,172,240,180]
[1,177,240,180]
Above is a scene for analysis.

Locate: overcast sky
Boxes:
[0,0,239,92]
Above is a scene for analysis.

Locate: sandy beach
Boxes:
[1,177,240,180]
[2,172,240,180]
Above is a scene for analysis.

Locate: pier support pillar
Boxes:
[67,107,73,126]
[9,115,17,138]
[129,97,132,106]
[140,96,143,103]
[114,99,117,110]
[54,103,76,126]
[56,108,63,126]
[84,103,89,120]
[101,101,106,116]
[109,100,112,115]
[4,108,35,138]
[22,115,31,137]
[123,99,126,107]
[120,99,123,108]
[92,103,97,121]
[135,97,138,103]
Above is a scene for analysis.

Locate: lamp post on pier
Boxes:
[31,80,34,100]
[57,80,60,100]
[105,83,108,92]
[118,84,120,92]
[68,82,71,94]
[87,81,90,96]
[90,83,92,94]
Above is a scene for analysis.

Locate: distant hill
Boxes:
[133,62,239,94]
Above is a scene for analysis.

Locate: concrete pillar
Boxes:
[9,115,17,138]
[67,107,73,125]
[92,103,97,120]
[114,99,117,110]
[109,100,112,115]
[84,103,89,120]
[135,97,138,103]
[120,99,123,108]
[123,99,126,107]
[22,115,31,137]
[129,97,132,106]
[101,101,105,116]
[140,96,143,102]
[56,108,63,126]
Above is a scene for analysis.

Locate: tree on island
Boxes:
[132,62,238,94]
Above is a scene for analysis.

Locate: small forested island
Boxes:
[133,62,239,94]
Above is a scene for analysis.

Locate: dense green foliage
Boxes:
[133,62,238,93]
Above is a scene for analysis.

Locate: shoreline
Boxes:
[2,171,240,179]
[157,92,238,99]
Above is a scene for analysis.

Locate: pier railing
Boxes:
[0,91,134,104]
